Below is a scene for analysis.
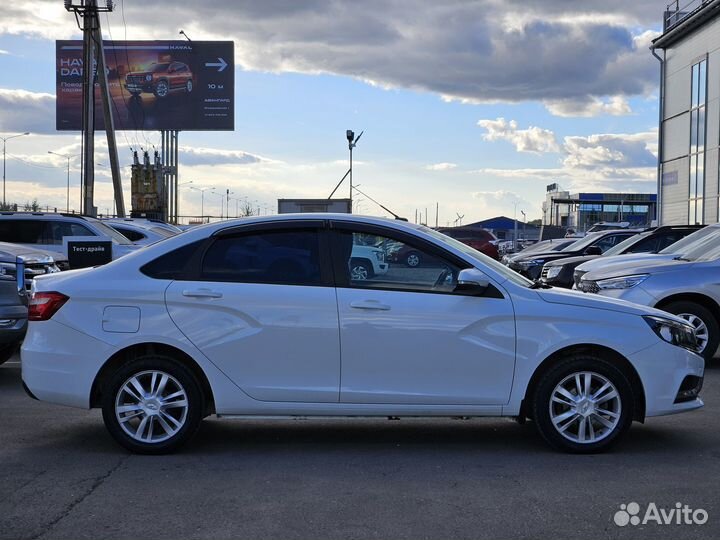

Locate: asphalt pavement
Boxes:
[1,353,719,540]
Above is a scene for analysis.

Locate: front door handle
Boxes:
[350,300,391,311]
[182,289,223,299]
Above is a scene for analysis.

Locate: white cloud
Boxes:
[425,162,457,171]
[477,118,560,153]
[544,95,632,117]
[179,146,268,166]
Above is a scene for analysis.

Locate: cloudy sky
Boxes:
[0,0,665,224]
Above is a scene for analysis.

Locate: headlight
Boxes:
[146,74,153,81]
[595,274,648,290]
[644,315,699,352]
[373,250,384,262]
[544,265,562,280]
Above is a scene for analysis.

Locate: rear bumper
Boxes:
[0,305,27,345]
[21,320,112,409]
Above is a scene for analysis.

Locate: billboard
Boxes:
[56,40,234,131]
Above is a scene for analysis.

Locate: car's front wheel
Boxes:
[154,80,169,98]
[101,355,204,454]
[350,259,373,280]
[532,355,633,453]
[405,251,421,267]
[662,300,718,361]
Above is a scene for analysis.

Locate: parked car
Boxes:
[501,238,576,265]
[437,227,499,260]
[349,243,388,280]
[0,241,63,285]
[0,213,142,264]
[586,221,631,233]
[125,61,194,98]
[0,256,27,365]
[573,224,720,287]
[540,225,702,288]
[22,214,703,454]
[578,231,720,360]
[105,220,179,246]
[107,217,183,234]
[507,229,639,280]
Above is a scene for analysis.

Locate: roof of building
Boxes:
[465,216,540,231]
[653,0,720,49]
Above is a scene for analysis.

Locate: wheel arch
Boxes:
[90,342,216,415]
[654,292,720,321]
[520,344,646,422]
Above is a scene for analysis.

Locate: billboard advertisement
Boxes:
[56,40,234,131]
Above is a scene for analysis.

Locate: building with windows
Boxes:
[652,0,720,224]
[542,184,656,231]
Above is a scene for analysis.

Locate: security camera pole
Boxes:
[346,130,363,206]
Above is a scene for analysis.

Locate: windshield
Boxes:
[150,63,170,72]
[561,232,605,252]
[602,233,644,256]
[677,227,720,261]
[659,226,717,255]
[425,226,533,288]
[90,220,133,245]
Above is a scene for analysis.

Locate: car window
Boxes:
[592,233,632,253]
[201,230,322,286]
[141,240,205,280]
[0,220,45,243]
[602,233,643,256]
[40,221,95,245]
[656,232,687,251]
[624,235,660,254]
[149,226,177,238]
[337,231,459,293]
[659,226,717,254]
[112,226,146,242]
[90,220,133,244]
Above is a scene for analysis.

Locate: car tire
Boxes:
[405,251,421,267]
[186,80,193,93]
[532,354,633,454]
[153,80,169,98]
[662,300,718,361]
[350,259,373,281]
[0,343,18,366]
[101,354,204,455]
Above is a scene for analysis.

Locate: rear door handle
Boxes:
[182,289,223,299]
[350,300,391,311]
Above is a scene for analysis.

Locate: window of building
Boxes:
[690,58,707,224]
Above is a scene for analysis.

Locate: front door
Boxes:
[166,223,341,402]
[330,223,516,405]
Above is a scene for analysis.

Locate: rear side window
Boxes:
[42,222,95,244]
[112,226,146,242]
[201,230,322,286]
[141,240,205,279]
[0,220,45,243]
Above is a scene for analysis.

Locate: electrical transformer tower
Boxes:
[64,0,125,217]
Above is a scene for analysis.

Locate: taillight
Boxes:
[28,292,69,321]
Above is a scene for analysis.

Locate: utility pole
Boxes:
[48,151,79,212]
[435,202,439,228]
[64,0,124,217]
[346,130,363,206]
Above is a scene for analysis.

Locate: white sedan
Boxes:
[21,214,704,454]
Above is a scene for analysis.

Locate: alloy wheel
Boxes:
[677,313,709,353]
[156,82,169,97]
[549,371,621,444]
[351,264,369,280]
[115,370,189,443]
[406,253,420,267]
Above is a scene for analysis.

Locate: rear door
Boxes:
[165,221,341,403]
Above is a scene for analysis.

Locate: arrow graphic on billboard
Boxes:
[205,58,228,72]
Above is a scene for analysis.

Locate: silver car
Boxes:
[578,230,720,360]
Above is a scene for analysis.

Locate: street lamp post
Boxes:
[48,151,80,213]
[2,132,30,207]
[189,186,214,223]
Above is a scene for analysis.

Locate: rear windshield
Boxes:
[89,220,133,244]
[659,226,718,255]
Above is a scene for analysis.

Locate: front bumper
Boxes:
[629,340,704,417]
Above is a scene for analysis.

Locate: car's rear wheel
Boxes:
[532,355,633,453]
[101,355,204,454]
[405,251,421,267]
[154,80,169,98]
[662,300,718,360]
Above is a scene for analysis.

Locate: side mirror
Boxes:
[584,246,602,256]
[455,268,490,295]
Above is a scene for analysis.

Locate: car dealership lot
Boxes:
[1,354,719,540]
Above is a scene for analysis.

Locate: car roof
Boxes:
[0,212,96,222]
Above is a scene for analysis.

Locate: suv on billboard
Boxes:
[124,61,194,98]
